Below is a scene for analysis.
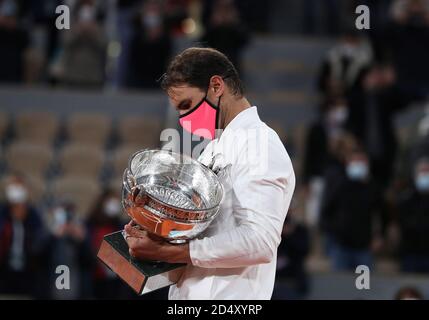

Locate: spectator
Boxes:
[164,0,190,36]
[26,0,63,84]
[200,0,249,74]
[114,0,141,88]
[382,0,429,103]
[125,0,172,89]
[396,158,429,273]
[0,174,47,297]
[303,0,341,36]
[87,189,169,300]
[317,27,373,96]
[87,190,127,299]
[274,205,310,299]
[400,107,429,183]
[346,64,405,189]
[44,200,93,299]
[320,136,384,271]
[0,0,29,83]
[302,93,349,226]
[59,0,107,88]
[394,286,424,300]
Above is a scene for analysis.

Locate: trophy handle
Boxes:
[215,163,232,180]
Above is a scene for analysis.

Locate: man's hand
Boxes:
[124,221,192,264]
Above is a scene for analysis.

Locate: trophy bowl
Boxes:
[121,149,224,244]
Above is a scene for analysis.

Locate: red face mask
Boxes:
[179,95,221,140]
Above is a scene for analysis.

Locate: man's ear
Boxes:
[209,75,225,97]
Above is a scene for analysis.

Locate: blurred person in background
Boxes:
[274,203,310,300]
[0,174,47,297]
[58,0,107,88]
[88,190,170,300]
[27,0,63,84]
[400,104,429,182]
[87,190,127,299]
[114,0,141,88]
[303,0,341,35]
[394,286,424,300]
[163,0,190,36]
[381,0,429,104]
[200,0,249,74]
[28,0,62,63]
[302,93,349,227]
[202,0,269,33]
[126,0,172,89]
[317,27,373,97]
[0,0,29,83]
[346,64,405,190]
[396,157,429,273]
[320,135,384,271]
[44,200,93,299]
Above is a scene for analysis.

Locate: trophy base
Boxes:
[97,231,186,295]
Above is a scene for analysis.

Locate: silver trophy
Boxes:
[98,149,225,294]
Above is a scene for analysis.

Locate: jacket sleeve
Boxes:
[189,141,296,268]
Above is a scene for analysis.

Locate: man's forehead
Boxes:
[168,85,201,100]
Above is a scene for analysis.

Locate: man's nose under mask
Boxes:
[179,97,220,140]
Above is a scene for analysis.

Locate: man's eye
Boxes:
[178,102,191,110]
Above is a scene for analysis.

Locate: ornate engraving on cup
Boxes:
[121,149,224,243]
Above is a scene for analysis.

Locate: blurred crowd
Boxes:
[0,0,251,89]
[275,0,429,299]
[1,0,429,300]
[0,173,133,299]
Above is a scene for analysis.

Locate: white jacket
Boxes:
[169,106,296,300]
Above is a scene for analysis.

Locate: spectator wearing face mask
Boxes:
[302,94,349,227]
[44,201,93,299]
[87,190,128,299]
[59,0,107,88]
[320,137,384,271]
[125,0,172,89]
[396,158,429,273]
[317,27,373,96]
[200,0,249,75]
[345,64,403,190]
[382,0,429,103]
[0,174,47,297]
[0,0,29,83]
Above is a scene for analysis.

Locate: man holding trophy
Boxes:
[99,47,295,299]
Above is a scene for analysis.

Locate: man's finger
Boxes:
[125,236,144,253]
[124,224,147,238]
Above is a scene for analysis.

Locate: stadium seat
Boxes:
[15,111,59,145]
[117,116,162,149]
[110,144,141,177]
[66,113,111,147]
[50,176,100,218]
[5,142,54,179]
[58,143,104,178]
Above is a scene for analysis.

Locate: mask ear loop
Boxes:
[215,95,222,139]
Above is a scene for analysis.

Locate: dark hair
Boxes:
[160,47,244,97]
[394,286,424,300]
